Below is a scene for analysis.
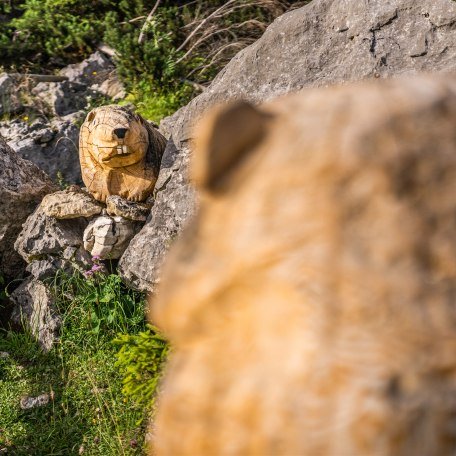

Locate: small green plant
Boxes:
[52,259,145,339]
[55,170,69,190]
[114,325,169,408]
[0,328,42,362]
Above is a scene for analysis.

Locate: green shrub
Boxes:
[0,0,107,68]
[114,325,169,408]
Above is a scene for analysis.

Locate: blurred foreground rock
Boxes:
[120,0,456,292]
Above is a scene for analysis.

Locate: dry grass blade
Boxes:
[175,0,303,82]
[138,0,162,45]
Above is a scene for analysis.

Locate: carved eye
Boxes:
[87,111,96,123]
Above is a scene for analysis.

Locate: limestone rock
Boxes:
[83,215,139,260]
[0,135,57,279]
[42,187,103,219]
[106,195,151,222]
[91,72,126,101]
[20,393,50,410]
[10,278,60,351]
[0,112,83,184]
[162,0,456,144]
[29,51,123,118]
[14,203,91,280]
[0,73,22,116]
[120,0,456,292]
[60,51,115,86]
[60,50,125,101]
[32,80,96,117]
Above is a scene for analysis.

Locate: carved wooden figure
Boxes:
[151,74,456,456]
[79,105,167,202]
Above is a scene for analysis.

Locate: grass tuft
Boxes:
[0,269,167,455]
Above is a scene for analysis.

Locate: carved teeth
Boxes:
[116,145,129,155]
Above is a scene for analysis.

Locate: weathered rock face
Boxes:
[10,278,60,351]
[41,187,103,219]
[32,81,95,117]
[152,73,456,456]
[0,73,22,116]
[14,203,91,281]
[120,0,456,292]
[0,112,84,184]
[106,195,151,222]
[0,135,57,279]
[162,0,456,143]
[83,215,139,260]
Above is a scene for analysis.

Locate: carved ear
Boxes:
[192,101,270,192]
[86,110,96,122]
[135,111,159,130]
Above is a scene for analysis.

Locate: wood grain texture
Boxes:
[79,105,167,202]
[151,74,456,456]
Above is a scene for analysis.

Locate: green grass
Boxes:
[0,269,167,455]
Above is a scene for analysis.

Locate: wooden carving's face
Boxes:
[80,106,149,169]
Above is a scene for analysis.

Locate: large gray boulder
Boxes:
[164,0,456,143]
[0,135,56,279]
[0,112,84,184]
[119,0,456,292]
